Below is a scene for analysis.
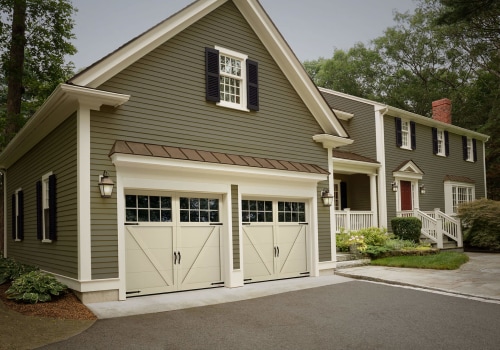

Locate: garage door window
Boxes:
[278,202,306,222]
[125,195,172,222]
[241,200,273,222]
[180,197,219,222]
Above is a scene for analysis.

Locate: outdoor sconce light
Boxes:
[98,171,114,198]
[321,189,334,207]
[420,184,426,195]
[391,182,398,192]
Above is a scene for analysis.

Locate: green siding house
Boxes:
[0,0,352,302]
[320,88,489,249]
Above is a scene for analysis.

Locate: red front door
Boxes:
[400,181,412,211]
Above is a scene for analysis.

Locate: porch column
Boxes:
[368,174,378,227]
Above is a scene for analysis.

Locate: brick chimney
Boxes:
[432,98,452,124]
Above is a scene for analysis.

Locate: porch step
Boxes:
[335,252,370,269]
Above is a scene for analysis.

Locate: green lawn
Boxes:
[370,252,469,270]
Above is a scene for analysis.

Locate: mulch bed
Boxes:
[0,283,97,320]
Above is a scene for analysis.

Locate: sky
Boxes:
[69,0,417,70]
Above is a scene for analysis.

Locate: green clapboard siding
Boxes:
[6,116,78,278]
[317,180,331,262]
[231,184,240,269]
[89,0,333,269]
[384,114,486,229]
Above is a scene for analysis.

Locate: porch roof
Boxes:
[109,140,330,175]
[444,175,475,183]
[332,150,379,164]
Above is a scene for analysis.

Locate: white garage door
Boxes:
[242,199,309,283]
[125,193,223,297]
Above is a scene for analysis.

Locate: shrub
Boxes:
[6,270,67,304]
[355,227,389,246]
[391,217,422,242]
[0,256,39,285]
[458,198,500,251]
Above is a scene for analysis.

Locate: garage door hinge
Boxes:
[210,223,223,226]
[125,223,139,225]
[211,281,224,286]
[300,272,310,275]
[242,223,250,225]
[299,222,309,225]
[126,290,141,294]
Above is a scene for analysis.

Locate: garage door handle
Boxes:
[174,252,177,264]
[277,246,279,257]
[178,252,181,264]
[274,247,276,257]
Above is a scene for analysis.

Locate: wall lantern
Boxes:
[98,171,114,198]
[420,184,426,195]
[321,189,334,207]
[391,181,398,192]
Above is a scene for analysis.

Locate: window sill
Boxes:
[216,101,250,112]
[399,146,413,151]
[436,153,447,157]
[42,239,53,243]
[14,239,22,242]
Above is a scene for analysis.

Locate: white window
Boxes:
[444,181,475,214]
[216,46,248,111]
[42,172,52,242]
[466,137,474,161]
[436,130,445,156]
[333,181,341,211]
[401,120,410,149]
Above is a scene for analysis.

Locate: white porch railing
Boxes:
[335,209,374,233]
[397,209,462,248]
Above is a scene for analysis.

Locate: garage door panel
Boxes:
[277,225,308,277]
[243,225,275,281]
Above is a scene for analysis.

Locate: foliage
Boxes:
[370,252,469,270]
[347,234,367,253]
[5,270,67,303]
[364,245,392,259]
[336,232,351,252]
[0,0,77,148]
[355,227,390,246]
[0,255,38,285]
[391,217,422,243]
[457,198,500,250]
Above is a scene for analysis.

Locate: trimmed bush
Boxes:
[6,270,67,304]
[355,227,389,246]
[391,217,422,243]
[0,256,39,285]
[458,198,500,251]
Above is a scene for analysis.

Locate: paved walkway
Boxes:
[87,252,500,319]
[337,252,500,301]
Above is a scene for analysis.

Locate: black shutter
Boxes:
[11,194,16,240]
[48,174,57,241]
[18,190,24,240]
[36,181,43,240]
[473,139,477,162]
[340,182,347,210]
[444,131,450,156]
[462,136,468,160]
[205,47,220,102]
[395,117,402,147]
[410,121,416,150]
[432,128,438,155]
[246,59,259,111]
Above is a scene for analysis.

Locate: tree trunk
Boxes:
[5,0,27,143]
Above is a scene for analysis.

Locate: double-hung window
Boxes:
[12,189,24,241]
[395,117,416,150]
[205,46,259,111]
[37,172,57,242]
[432,128,449,156]
[444,179,475,214]
[462,136,477,162]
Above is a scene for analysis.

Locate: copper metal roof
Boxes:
[109,140,329,175]
[443,175,475,183]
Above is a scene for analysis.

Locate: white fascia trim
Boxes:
[313,134,354,149]
[71,0,224,88]
[483,142,488,198]
[397,161,424,175]
[233,0,348,137]
[393,171,423,181]
[319,87,386,109]
[375,106,388,228]
[0,84,130,169]
[111,154,327,183]
[333,109,354,121]
[386,106,489,142]
[332,158,380,175]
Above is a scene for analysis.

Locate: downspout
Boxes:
[1,169,6,257]
[375,105,389,228]
[327,147,335,262]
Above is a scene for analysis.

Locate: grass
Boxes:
[370,252,469,270]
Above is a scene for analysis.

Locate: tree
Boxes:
[0,0,77,148]
[0,0,77,254]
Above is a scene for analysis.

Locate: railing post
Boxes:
[457,218,463,248]
[345,208,351,232]
[436,218,444,249]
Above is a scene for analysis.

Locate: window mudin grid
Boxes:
[125,195,172,222]
[241,200,273,222]
[452,186,473,213]
[180,197,219,223]
[437,130,444,155]
[278,201,306,222]
[220,54,242,104]
[401,120,410,148]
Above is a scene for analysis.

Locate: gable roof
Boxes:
[68,0,349,138]
[319,87,489,142]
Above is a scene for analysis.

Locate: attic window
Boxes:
[205,46,259,111]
